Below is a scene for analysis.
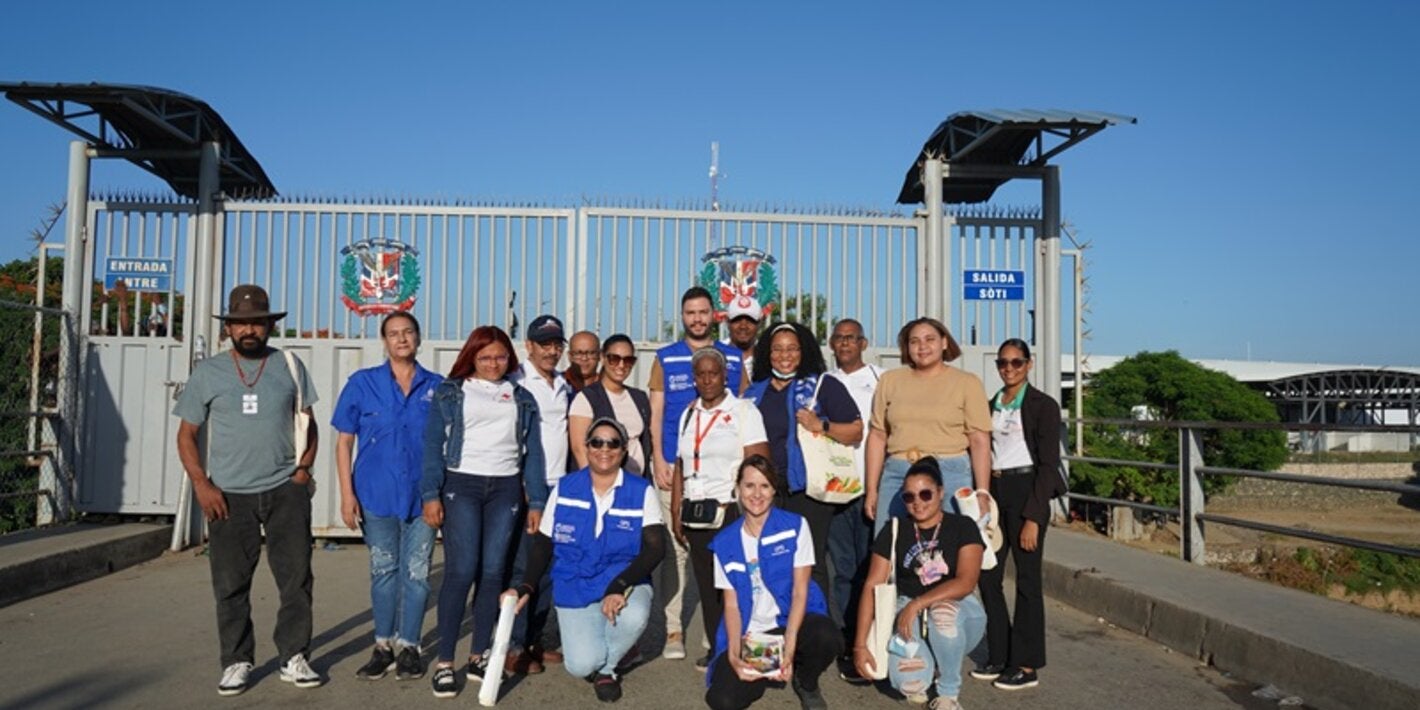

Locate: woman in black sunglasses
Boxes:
[971,338,1064,692]
[570,334,653,478]
[851,457,986,709]
[503,417,667,703]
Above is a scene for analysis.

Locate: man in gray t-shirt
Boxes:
[173,284,323,696]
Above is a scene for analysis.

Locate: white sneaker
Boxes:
[904,692,930,705]
[663,633,687,660]
[218,662,254,696]
[279,653,323,688]
[930,697,963,710]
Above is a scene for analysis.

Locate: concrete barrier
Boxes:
[0,523,172,608]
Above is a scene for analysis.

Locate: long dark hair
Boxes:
[750,321,826,382]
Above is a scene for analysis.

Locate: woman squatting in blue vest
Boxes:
[503,417,667,703]
[705,454,841,710]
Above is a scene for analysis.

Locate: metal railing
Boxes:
[1063,417,1420,564]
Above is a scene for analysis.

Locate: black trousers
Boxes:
[977,472,1048,669]
[685,505,741,650]
[208,479,314,668]
[704,613,841,710]
[783,492,836,619]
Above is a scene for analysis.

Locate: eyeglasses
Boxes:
[587,437,624,450]
[901,489,935,504]
[570,350,599,360]
[828,334,863,344]
[995,358,1029,369]
[477,355,510,365]
[605,353,638,367]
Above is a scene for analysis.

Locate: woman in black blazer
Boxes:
[972,338,1065,691]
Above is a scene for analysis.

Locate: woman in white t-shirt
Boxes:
[705,455,839,710]
[671,346,770,670]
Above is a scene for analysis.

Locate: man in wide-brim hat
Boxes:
[173,284,324,696]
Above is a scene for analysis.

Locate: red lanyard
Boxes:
[691,407,724,475]
[231,350,269,390]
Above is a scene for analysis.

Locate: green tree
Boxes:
[0,256,64,533]
[1074,350,1287,507]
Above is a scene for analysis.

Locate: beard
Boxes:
[233,334,269,358]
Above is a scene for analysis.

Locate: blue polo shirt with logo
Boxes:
[331,361,443,521]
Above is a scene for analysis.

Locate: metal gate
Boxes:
[77,197,1041,535]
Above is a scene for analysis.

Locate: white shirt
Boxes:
[540,470,664,538]
[676,392,767,503]
[453,379,520,476]
[713,518,815,633]
[514,361,572,486]
[829,363,884,477]
[991,407,1034,469]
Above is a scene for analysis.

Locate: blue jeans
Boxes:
[888,594,986,700]
[362,513,436,649]
[827,496,872,633]
[875,454,972,535]
[434,473,524,662]
[557,584,652,678]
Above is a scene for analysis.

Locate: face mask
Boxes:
[771,368,796,380]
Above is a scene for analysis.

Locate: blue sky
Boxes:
[1,1,1416,364]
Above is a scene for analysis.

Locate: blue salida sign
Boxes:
[104,258,173,291]
[963,269,1025,301]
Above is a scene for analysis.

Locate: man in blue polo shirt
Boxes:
[332,311,443,682]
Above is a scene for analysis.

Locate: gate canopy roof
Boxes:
[1,81,276,200]
[898,109,1136,205]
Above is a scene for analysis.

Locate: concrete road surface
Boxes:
[0,543,1282,709]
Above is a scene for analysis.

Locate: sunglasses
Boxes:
[605,353,638,367]
[995,358,1029,369]
[587,437,624,450]
[901,489,935,504]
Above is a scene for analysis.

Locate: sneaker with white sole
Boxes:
[662,633,687,660]
[930,697,963,710]
[279,653,323,688]
[217,662,254,696]
[431,665,458,698]
[904,692,930,705]
[992,667,1038,690]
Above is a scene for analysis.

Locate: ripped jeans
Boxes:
[888,594,986,700]
[362,513,436,650]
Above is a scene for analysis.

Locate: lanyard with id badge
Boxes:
[232,350,268,415]
[681,405,726,529]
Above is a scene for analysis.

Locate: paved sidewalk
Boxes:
[0,536,1278,710]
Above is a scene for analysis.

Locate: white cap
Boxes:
[726,294,762,321]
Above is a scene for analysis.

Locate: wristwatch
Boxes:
[818,415,830,434]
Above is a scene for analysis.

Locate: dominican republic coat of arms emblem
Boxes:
[340,239,421,315]
[698,246,779,321]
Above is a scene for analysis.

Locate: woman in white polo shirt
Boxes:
[671,347,771,671]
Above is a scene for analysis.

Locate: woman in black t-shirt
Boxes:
[851,457,986,710]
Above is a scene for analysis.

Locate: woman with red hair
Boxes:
[420,326,548,699]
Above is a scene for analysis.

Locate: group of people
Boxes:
[175,283,1064,710]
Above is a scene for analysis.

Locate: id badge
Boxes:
[242,393,258,415]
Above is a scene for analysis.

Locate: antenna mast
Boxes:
[709,141,720,249]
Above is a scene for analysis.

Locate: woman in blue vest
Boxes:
[504,417,666,703]
[333,311,443,681]
[705,455,840,710]
[744,321,862,612]
[420,325,548,699]
[851,457,986,710]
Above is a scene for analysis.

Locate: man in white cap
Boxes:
[723,297,762,373]
[173,284,322,696]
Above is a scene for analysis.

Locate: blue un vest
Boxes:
[549,468,650,608]
[655,340,745,463]
[744,375,820,494]
[705,507,828,686]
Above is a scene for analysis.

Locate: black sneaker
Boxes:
[593,673,623,703]
[693,654,712,671]
[837,653,871,685]
[431,666,458,698]
[396,646,425,680]
[993,667,1039,690]
[970,662,1006,681]
[792,676,828,710]
[466,655,506,685]
[356,646,396,680]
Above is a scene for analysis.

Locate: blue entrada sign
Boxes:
[963,269,1025,301]
[104,258,173,291]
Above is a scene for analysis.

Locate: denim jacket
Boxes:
[419,378,549,511]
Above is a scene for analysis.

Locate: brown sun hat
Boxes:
[216,284,287,321]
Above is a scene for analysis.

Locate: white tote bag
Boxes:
[799,377,865,503]
[864,518,898,680]
[283,351,311,463]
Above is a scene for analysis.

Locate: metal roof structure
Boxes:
[0,81,277,199]
[897,109,1137,204]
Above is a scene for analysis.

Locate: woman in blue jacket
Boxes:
[503,417,666,703]
[420,325,548,699]
[705,455,840,710]
[744,322,862,607]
